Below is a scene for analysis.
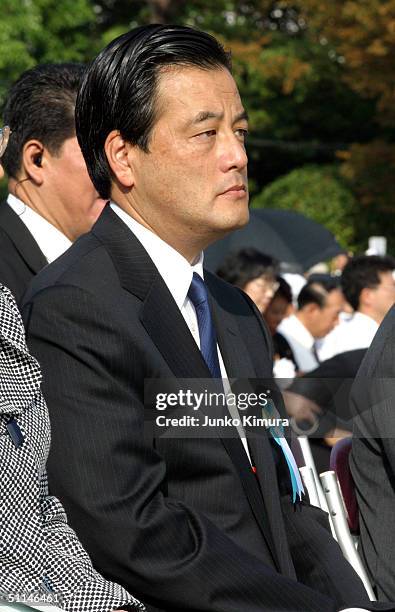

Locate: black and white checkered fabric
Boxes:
[0,285,145,612]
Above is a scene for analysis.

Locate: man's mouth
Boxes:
[220,184,247,195]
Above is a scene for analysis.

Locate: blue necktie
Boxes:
[188,272,221,378]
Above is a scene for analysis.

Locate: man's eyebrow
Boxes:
[234,110,249,123]
[188,109,249,126]
[191,111,224,125]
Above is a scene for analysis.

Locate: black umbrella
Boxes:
[204,208,344,274]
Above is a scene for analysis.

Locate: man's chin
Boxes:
[222,204,250,232]
[226,207,250,234]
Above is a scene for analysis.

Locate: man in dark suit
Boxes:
[0,63,105,303]
[351,305,395,602]
[22,25,393,612]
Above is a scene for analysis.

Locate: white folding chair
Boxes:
[298,435,328,510]
[297,435,338,540]
[320,470,376,601]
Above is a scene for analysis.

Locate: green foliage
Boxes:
[0,0,96,108]
[251,164,358,250]
[0,0,392,251]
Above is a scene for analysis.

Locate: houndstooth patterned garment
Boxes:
[0,284,145,612]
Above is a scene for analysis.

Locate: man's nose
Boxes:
[219,133,248,172]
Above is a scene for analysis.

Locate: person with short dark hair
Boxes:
[264,276,297,368]
[22,25,390,612]
[216,247,278,313]
[278,277,344,372]
[0,122,142,612]
[319,255,395,361]
[265,277,293,336]
[0,63,105,302]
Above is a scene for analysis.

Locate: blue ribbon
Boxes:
[264,399,304,503]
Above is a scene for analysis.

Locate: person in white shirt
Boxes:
[0,63,105,302]
[319,255,395,362]
[278,278,344,372]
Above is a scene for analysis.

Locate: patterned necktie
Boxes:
[188,272,221,378]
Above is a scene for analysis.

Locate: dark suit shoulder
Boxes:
[205,269,265,321]
[23,231,117,305]
[205,269,251,311]
[0,226,36,304]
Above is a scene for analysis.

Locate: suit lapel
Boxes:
[140,275,212,379]
[92,206,212,380]
[0,202,47,273]
[247,414,297,578]
[206,274,257,379]
[207,275,295,575]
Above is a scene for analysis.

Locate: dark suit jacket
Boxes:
[22,206,387,612]
[0,201,47,303]
[350,306,395,602]
[290,349,367,435]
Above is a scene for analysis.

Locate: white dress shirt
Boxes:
[110,203,252,459]
[7,194,72,263]
[318,311,379,362]
[277,314,319,373]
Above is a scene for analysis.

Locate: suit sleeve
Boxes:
[353,320,395,492]
[23,284,337,612]
[0,231,27,304]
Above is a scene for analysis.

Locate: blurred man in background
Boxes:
[0,63,105,302]
[278,278,344,372]
[319,255,395,361]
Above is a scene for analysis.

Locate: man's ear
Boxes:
[359,286,372,308]
[22,140,45,185]
[304,302,320,317]
[105,130,135,190]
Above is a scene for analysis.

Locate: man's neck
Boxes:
[357,307,382,325]
[295,311,314,338]
[111,196,206,265]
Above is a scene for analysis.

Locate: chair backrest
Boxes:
[330,437,359,533]
[297,436,330,511]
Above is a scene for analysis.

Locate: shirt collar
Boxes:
[110,202,204,308]
[288,314,315,349]
[7,194,72,263]
[350,311,379,332]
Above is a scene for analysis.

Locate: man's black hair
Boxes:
[2,63,85,178]
[274,276,292,304]
[341,254,395,311]
[216,248,278,289]
[75,24,232,199]
[297,277,340,310]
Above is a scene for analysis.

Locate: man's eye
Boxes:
[195,130,216,139]
[235,128,248,140]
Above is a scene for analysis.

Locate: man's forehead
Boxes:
[326,288,344,306]
[378,270,395,281]
[156,65,244,116]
